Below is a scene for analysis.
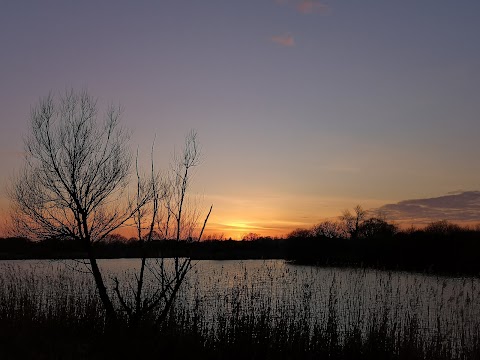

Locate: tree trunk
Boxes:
[87,246,117,326]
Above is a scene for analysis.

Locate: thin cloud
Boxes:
[271,34,295,47]
[375,191,480,225]
[297,0,329,14]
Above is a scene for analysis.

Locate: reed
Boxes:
[0,261,479,359]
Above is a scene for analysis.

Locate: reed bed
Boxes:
[0,259,479,359]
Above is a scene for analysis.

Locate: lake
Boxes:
[1,259,478,350]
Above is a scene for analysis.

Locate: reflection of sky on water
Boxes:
[1,258,478,348]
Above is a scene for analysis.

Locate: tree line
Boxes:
[2,214,480,275]
[286,206,480,275]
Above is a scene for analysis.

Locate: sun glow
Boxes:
[201,220,264,240]
[224,221,257,239]
[227,222,252,230]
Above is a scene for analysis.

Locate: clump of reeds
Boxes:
[0,262,105,358]
[0,260,479,359]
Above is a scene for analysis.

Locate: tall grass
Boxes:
[0,260,479,359]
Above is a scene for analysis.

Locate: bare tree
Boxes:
[312,220,343,239]
[357,217,398,239]
[113,130,212,328]
[340,205,366,240]
[9,90,152,323]
[10,91,212,329]
[242,232,260,241]
[424,220,461,236]
[287,228,314,239]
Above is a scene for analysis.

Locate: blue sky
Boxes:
[1,1,480,237]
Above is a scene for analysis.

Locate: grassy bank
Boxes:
[0,262,479,359]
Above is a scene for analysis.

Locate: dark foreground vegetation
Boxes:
[1,264,479,360]
[2,218,480,275]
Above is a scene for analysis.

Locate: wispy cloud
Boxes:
[297,0,329,14]
[375,191,480,225]
[271,34,295,47]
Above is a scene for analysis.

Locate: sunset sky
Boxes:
[1,1,480,239]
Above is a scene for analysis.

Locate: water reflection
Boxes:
[1,259,478,346]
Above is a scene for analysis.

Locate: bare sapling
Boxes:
[112,130,213,328]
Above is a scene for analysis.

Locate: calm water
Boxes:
[2,259,479,344]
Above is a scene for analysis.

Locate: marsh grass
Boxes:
[0,260,479,359]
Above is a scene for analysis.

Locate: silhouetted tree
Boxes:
[8,91,212,329]
[9,90,149,322]
[312,220,343,239]
[242,232,260,241]
[112,130,213,329]
[424,220,462,236]
[104,234,128,244]
[357,217,397,239]
[287,228,313,239]
[340,205,366,239]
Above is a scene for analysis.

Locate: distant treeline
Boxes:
[2,215,480,275]
[286,221,480,275]
[283,207,480,275]
[0,235,286,261]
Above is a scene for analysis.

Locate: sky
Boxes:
[1,0,480,239]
